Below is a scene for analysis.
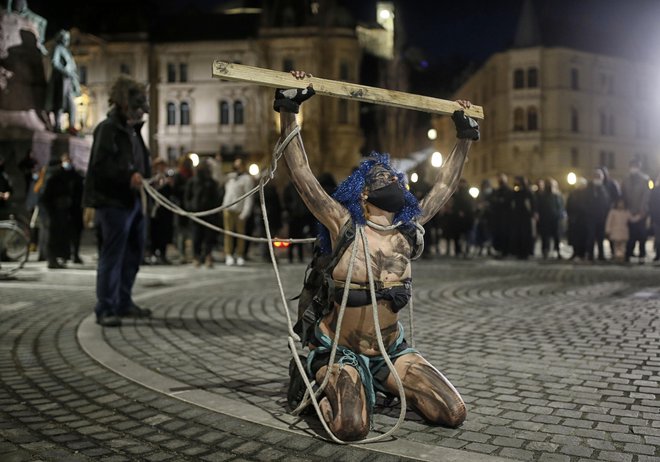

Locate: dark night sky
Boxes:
[26,0,660,82]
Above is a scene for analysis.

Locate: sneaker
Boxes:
[236,256,245,266]
[96,314,122,327]
[226,255,235,266]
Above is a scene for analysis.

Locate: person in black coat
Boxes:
[566,178,589,260]
[83,75,151,327]
[584,169,611,261]
[149,158,175,264]
[490,173,513,257]
[536,178,564,259]
[184,160,221,268]
[509,176,535,259]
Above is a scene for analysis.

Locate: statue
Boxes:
[0,0,48,130]
[46,30,81,133]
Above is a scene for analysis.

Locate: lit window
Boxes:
[180,101,190,126]
[166,102,176,126]
[234,101,244,125]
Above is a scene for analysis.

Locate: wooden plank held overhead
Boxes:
[212,61,484,120]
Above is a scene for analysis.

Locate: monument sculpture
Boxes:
[46,29,81,133]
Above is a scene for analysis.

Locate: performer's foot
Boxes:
[287,355,312,414]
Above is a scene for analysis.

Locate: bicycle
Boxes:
[0,216,30,278]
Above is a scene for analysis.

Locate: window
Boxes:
[527,107,538,130]
[527,68,538,88]
[283,58,294,72]
[571,107,579,132]
[338,99,348,124]
[513,107,525,131]
[599,151,607,168]
[233,100,244,125]
[481,153,488,173]
[513,69,524,89]
[166,102,176,126]
[339,61,350,81]
[600,151,615,170]
[179,63,188,83]
[571,148,579,167]
[570,68,579,90]
[219,101,229,125]
[234,145,243,155]
[167,63,176,83]
[167,147,177,161]
[608,114,615,136]
[599,111,607,135]
[78,65,87,85]
[120,63,130,75]
[180,101,190,126]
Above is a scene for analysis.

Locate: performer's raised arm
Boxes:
[418,100,479,225]
[276,71,348,237]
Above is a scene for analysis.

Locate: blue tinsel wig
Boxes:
[317,152,421,254]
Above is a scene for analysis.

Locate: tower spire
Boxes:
[513,0,541,48]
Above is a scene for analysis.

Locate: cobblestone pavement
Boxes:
[2,256,660,461]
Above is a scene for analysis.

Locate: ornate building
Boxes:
[432,0,660,188]
[69,0,366,180]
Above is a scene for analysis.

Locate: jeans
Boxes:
[94,198,145,318]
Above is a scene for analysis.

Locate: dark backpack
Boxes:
[293,218,423,346]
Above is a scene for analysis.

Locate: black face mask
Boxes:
[366,182,405,213]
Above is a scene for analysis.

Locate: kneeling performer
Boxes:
[277,71,479,441]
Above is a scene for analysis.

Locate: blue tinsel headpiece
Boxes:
[317,152,421,254]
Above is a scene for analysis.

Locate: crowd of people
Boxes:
[5,152,660,271]
[417,159,660,264]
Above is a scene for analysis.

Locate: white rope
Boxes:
[366,219,403,231]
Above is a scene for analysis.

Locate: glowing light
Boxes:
[248,163,260,176]
[649,180,655,190]
[469,187,480,198]
[427,128,437,140]
[189,153,199,167]
[379,9,391,20]
[431,151,443,168]
[272,241,291,248]
[410,172,418,183]
[567,172,577,185]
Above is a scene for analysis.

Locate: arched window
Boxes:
[527,107,538,130]
[180,102,190,126]
[571,107,579,132]
[234,100,244,125]
[527,67,538,88]
[513,107,525,131]
[166,102,176,126]
[513,69,524,89]
[338,100,348,124]
[219,101,229,125]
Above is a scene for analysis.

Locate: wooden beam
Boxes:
[212,61,484,120]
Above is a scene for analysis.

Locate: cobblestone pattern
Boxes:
[0,275,408,462]
[100,261,660,461]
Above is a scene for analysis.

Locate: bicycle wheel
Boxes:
[0,220,29,277]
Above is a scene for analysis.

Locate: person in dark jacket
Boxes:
[283,181,313,263]
[490,173,512,257]
[584,169,611,261]
[149,158,175,264]
[83,75,151,327]
[0,155,13,221]
[184,160,221,268]
[509,176,535,259]
[536,178,564,259]
[566,178,589,260]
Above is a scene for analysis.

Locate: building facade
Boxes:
[68,2,365,180]
[432,46,660,189]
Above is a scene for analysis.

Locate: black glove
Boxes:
[273,86,316,113]
[452,110,480,141]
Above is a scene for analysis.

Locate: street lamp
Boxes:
[469,187,480,198]
[567,172,577,185]
[248,163,260,176]
[427,128,437,140]
[410,172,418,183]
[431,151,443,168]
[189,153,199,167]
